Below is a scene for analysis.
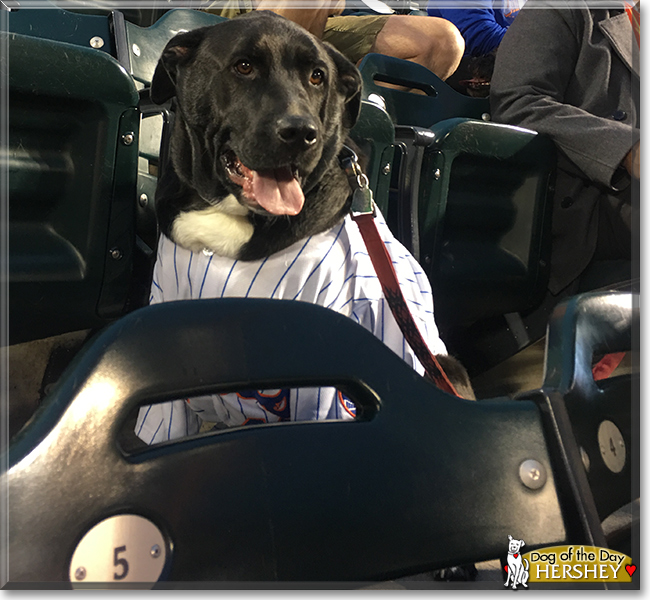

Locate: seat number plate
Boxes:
[69,514,169,587]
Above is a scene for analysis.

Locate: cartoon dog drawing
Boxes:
[505,535,529,589]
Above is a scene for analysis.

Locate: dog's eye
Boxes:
[310,69,325,86]
[234,60,253,75]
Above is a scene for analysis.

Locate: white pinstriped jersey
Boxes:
[135,208,447,444]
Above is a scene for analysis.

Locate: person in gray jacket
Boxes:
[490,0,639,296]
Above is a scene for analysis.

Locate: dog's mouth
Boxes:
[222,150,304,216]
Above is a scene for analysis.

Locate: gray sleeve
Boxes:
[489,6,638,189]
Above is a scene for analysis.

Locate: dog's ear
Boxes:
[151,28,208,104]
[323,43,362,129]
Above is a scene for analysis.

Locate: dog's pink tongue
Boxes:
[251,167,304,215]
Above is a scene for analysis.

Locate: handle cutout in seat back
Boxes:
[119,385,371,455]
[372,74,439,96]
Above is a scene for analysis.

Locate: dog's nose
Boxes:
[276,116,318,148]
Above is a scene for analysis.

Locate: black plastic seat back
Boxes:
[4,299,566,583]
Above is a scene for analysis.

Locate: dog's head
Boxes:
[508,535,525,554]
[151,11,362,218]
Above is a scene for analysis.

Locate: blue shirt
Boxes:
[428,0,525,56]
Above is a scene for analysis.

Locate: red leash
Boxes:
[341,147,461,397]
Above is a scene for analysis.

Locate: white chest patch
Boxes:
[170,194,254,258]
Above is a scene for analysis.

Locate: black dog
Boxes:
[151,11,361,260]
[146,11,475,406]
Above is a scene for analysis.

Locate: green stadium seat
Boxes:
[5,25,139,344]
[357,54,556,331]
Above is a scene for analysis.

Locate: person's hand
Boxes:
[256,0,345,38]
[623,141,640,179]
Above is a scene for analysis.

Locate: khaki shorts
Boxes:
[323,15,390,64]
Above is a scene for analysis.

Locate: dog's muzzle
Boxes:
[221,149,305,216]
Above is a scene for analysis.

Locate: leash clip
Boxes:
[340,146,375,218]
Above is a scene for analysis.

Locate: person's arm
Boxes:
[490,7,639,188]
[255,0,345,38]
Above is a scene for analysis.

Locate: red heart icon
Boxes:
[514,553,519,558]
[625,565,636,577]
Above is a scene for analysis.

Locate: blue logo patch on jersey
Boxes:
[238,389,291,420]
[338,390,357,418]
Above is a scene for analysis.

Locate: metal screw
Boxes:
[150,544,161,558]
[139,193,149,207]
[132,43,141,57]
[481,113,491,122]
[580,447,590,472]
[382,163,391,176]
[598,420,626,473]
[424,255,432,265]
[122,132,135,146]
[519,459,547,490]
[89,36,104,49]
[433,168,441,180]
[110,247,123,260]
[75,567,87,581]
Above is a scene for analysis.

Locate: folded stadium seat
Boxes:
[1,292,634,584]
[6,10,140,345]
[358,53,556,350]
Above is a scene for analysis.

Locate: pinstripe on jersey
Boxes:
[136,208,447,444]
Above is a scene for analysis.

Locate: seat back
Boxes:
[7,4,117,57]
[4,298,568,582]
[120,9,227,87]
[358,52,490,127]
[6,292,634,582]
[5,16,140,344]
[420,119,556,326]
